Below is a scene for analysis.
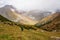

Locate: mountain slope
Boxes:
[35,12,60,31]
[0,5,38,25]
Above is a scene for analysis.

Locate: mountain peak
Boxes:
[3,5,15,9]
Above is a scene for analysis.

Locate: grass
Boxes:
[0,22,60,40]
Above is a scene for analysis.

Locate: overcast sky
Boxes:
[0,0,60,11]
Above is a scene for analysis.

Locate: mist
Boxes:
[0,0,60,11]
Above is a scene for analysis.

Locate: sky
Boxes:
[0,0,60,11]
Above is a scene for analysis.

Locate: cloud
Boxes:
[0,0,60,11]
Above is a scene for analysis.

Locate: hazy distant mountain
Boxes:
[55,9,60,12]
[24,10,53,21]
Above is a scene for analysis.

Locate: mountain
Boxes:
[23,10,53,21]
[35,12,60,32]
[0,5,38,25]
[0,5,60,32]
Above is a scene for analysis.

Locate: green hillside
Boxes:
[0,14,60,40]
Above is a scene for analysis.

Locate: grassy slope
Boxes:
[41,13,60,31]
[35,13,60,31]
[0,15,60,40]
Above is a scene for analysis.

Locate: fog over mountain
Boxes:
[0,0,60,11]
